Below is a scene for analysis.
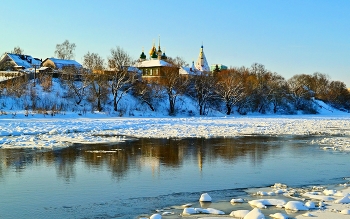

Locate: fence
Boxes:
[0,71,31,86]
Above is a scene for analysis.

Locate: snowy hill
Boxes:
[0,78,348,119]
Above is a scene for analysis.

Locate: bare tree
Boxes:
[61,66,89,105]
[287,74,316,112]
[310,72,330,100]
[55,40,76,59]
[189,71,217,115]
[38,73,53,92]
[133,81,158,111]
[250,63,273,113]
[83,52,108,111]
[4,76,28,98]
[327,81,350,109]
[107,46,134,112]
[215,68,245,115]
[160,57,188,115]
[267,73,289,113]
[11,46,24,55]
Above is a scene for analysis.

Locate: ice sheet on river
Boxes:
[1,115,350,149]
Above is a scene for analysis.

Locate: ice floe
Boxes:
[2,115,350,149]
[249,199,286,209]
[199,193,212,202]
[230,198,245,203]
[141,183,350,219]
[284,201,309,211]
[334,196,350,204]
[269,212,289,219]
[243,208,265,219]
[229,209,250,217]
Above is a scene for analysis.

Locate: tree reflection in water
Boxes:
[0,136,287,181]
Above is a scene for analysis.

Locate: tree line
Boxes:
[1,41,349,116]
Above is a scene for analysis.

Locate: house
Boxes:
[41,58,83,79]
[0,53,42,71]
[41,58,82,71]
[195,45,210,72]
[179,61,200,78]
[179,45,211,77]
[136,41,212,82]
[136,59,171,82]
[135,38,171,83]
[210,64,228,72]
[98,66,141,82]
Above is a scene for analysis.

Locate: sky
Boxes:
[1,0,349,86]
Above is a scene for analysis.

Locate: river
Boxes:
[0,136,349,218]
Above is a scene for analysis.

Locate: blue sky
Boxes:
[1,0,349,86]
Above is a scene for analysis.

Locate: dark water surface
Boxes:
[0,136,349,218]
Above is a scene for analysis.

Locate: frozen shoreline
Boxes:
[142,183,350,219]
[1,113,350,149]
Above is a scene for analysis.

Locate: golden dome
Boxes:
[149,46,156,56]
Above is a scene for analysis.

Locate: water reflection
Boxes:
[1,136,349,219]
[0,136,289,181]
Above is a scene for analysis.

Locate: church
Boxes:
[135,38,211,81]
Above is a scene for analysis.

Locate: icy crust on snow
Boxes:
[311,137,350,151]
[2,115,350,149]
[141,183,350,219]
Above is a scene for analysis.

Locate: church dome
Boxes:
[149,46,156,56]
[161,52,167,60]
[151,50,158,59]
[140,51,146,60]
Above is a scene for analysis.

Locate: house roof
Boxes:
[105,66,141,73]
[43,58,82,69]
[4,53,41,69]
[135,59,170,68]
[179,66,200,76]
[179,61,200,76]
[195,45,210,72]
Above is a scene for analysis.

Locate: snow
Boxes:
[135,59,170,67]
[334,196,350,204]
[158,185,350,219]
[6,53,41,69]
[284,201,309,211]
[243,208,265,219]
[248,199,286,209]
[2,114,350,149]
[1,76,350,149]
[230,209,250,217]
[182,207,198,215]
[1,78,350,219]
[230,198,245,203]
[304,201,316,209]
[340,209,350,215]
[149,213,161,219]
[181,207,224,215]
[302,192,336,201]
[44,58,82,69]
[199,193,212,202]
[269,212,289,219]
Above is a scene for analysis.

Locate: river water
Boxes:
[0,136,349,218]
